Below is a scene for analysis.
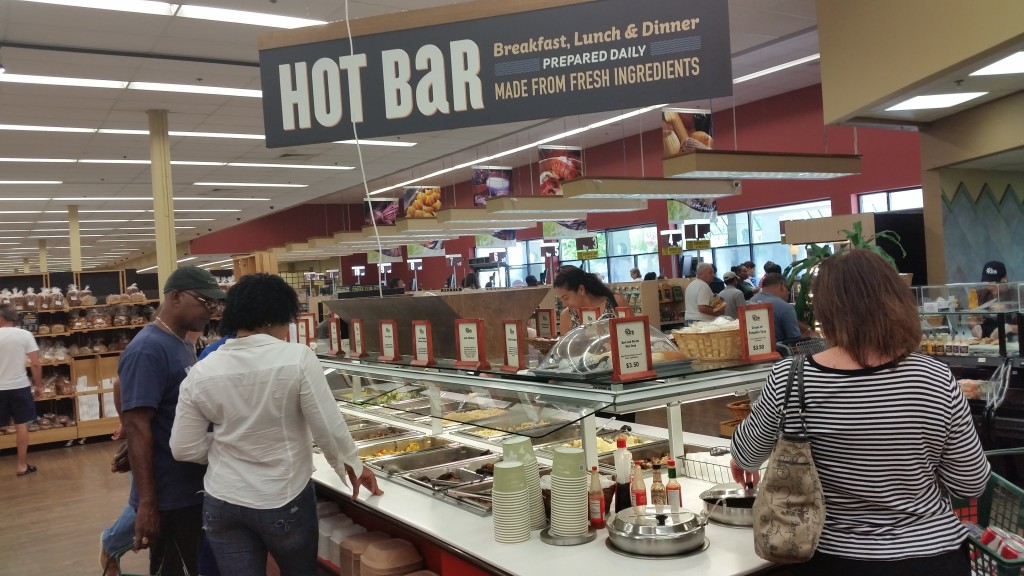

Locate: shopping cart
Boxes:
[951,448,1024,576]
[776,336,829,357]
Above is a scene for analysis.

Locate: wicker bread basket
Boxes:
[726,399,752,420]
[672,329,742,361]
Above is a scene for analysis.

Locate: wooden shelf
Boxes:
[33,395,76,401]
[0,426,77,450]
[77,417,118,439]
[75,388,115,397]
[18,300,159,314]
[34,324,144,338]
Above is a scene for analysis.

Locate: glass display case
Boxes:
[914,282,1021,358]
[534,318,686,378]
[320,356,772,515]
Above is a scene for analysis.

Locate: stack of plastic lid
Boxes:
[503,436,546,530]
[491,461,531,543]
[341,531,391,576]
[549,447,588,537]
[360,539,424,576]
[332,523,368,568]
[318,514,364,566]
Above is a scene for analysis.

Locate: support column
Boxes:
[38,240,47,273]
[22,258,30,274]
[148,110,176,293]
[68,205,82,272]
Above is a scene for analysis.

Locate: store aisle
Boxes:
[0,439,149,576]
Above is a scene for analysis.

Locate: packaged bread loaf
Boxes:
[37,325,51,335]
[106,293,122,305]
[80,285,96,306]
[24,287,38,311]
[0,289,11,306]
[67,284,80,307]
[38,287,53,311]
[50,322,66,334]
[11,289,26,311]
[127,283,147,303]
[51,287,67,310]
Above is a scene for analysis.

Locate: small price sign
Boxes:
[411,320,435,366]
[501,319,525,373]
[738,303,780,362]
[660,245,683,256]
[609,316,656,382]
[615,306,633,318]
[378,319,400,362]
[535,308,556,339]
[579,306,601,325]
[298,313,317,348]
[455,318,490,370]
[685,239,712,250]
[350,319,368,358]
[577,249,599,260]
[327,314,344,356]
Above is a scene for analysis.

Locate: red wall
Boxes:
[198,84,922,286]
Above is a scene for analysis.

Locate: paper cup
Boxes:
[493,460,528,493]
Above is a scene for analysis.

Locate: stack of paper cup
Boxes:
[549,447,588,537]
[492,461,531,543]
[503,436,546,530]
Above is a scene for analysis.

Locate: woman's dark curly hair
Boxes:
[219,273,299,333]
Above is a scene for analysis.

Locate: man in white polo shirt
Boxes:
[0,303,44,477]
[684,263,724,324]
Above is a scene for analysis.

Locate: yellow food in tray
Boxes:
[361,442,422,460]
[442,408,508,423]
[563,433,645,453]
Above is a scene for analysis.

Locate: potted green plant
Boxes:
[783,221,906,329]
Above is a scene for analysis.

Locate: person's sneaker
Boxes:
[99,535,118,576]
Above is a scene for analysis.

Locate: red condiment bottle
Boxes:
[588,466,606,529]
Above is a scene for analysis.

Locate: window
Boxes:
[858,188,923,213]
[751,200,831,243]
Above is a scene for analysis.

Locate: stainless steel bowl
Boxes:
[607,506,707,556]
[699,483,757,527]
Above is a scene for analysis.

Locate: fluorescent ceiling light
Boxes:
[0,73,128,89]
[192,182,307,188]
[177,256,197,263]
[0,180,61,184]
[31,234,102,238]
[137,265,157,272]
[3,198,49,201]
[174,209,241,213]
[371,104,664,195]
[0,211,43,214]
[199,258,233,268]
[175,197,269,202]
[0,124,94,133]
[128,81,261,98]
[172,161,225,166]
[18,0,177,15]
[97,239,157,243]
[663,150,861,180]
[52,197,150,201]
[734,53,820,84]
[174,4,325,28]
[170,131,264,140]
[662,107,712,114]
[886,92,988,111]
[0,158,75,163]
[227,162,354,170]
[79,159,150,165]
[335,140,417,147]
[971,52,1024,76]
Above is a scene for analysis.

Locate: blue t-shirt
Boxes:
[749,291,801,343]
[119,324,206,511]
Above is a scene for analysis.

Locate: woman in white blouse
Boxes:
[170,273,382,576]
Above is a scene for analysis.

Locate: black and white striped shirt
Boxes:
[732,353,990,561]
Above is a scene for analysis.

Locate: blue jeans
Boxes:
[101,504,137,555]
[203,481,318,576]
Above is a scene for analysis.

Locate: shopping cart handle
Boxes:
[984,448,1024,457]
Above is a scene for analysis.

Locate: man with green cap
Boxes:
[118,266,225,576]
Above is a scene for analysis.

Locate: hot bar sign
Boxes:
[259,0,731,146]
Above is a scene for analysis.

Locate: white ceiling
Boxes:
[1,0,1011,271]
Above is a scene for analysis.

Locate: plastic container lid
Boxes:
[342,531,392,576]
[616,436,627,449]
[361,538,424,572]
[537,318,683,375]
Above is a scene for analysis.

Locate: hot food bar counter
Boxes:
[312,356,779,576]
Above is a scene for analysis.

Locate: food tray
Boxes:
[596,440,672,473]
[374,398,460,419]
[439,479,494,516]
[368,445,495,475]
[456,405,581,439]
[400,455,497,491]
[350,425,419,444]
[534,430,663,457]
[356,436,453,461]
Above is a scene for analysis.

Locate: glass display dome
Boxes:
[535,318,683,376]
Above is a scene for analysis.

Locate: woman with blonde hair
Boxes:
[731,249,989,575]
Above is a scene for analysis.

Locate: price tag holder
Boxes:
[378,319,400,362]
[535,308,556,339]
[287,322,299,344]
[615,306,633,318]
[455,318,490,370]
[738,303,780,361]
[350,319,368,358]
[579,306,601,325]
[327,314,344,356]
[609,316,657,382]
[411,320,435,366]
[501,319,526,373]
[299,313,317,347]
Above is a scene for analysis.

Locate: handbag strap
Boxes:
[778,353,809,436]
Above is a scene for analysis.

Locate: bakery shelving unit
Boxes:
[0,270,159,450]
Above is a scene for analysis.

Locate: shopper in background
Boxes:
[731,249,989,575]
[643,272,657,281]
[749,273,801,343]
[709,264,726,294]
[553,265,628,335]
[719,272,747,320]
[629,268,642,280]
[387,276,406,291]
[119,266,226,576]
[683,263,723,324]
[759,261,783,289]
[737,261,759,300]
[0,303,43,477]
[170,273,381,576]
[970,260,1018,339]
[462,272,481,290]
[524,275,540,287]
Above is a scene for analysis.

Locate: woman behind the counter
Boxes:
[552,265,627,336]
[170,273,382,576]
[730,249,989,576]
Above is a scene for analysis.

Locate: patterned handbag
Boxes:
[752,354,826,563]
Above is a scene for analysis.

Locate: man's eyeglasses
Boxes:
[184,291,221,311]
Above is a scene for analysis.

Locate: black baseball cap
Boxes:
[163,266,227,299]
[981,261,1007,282]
